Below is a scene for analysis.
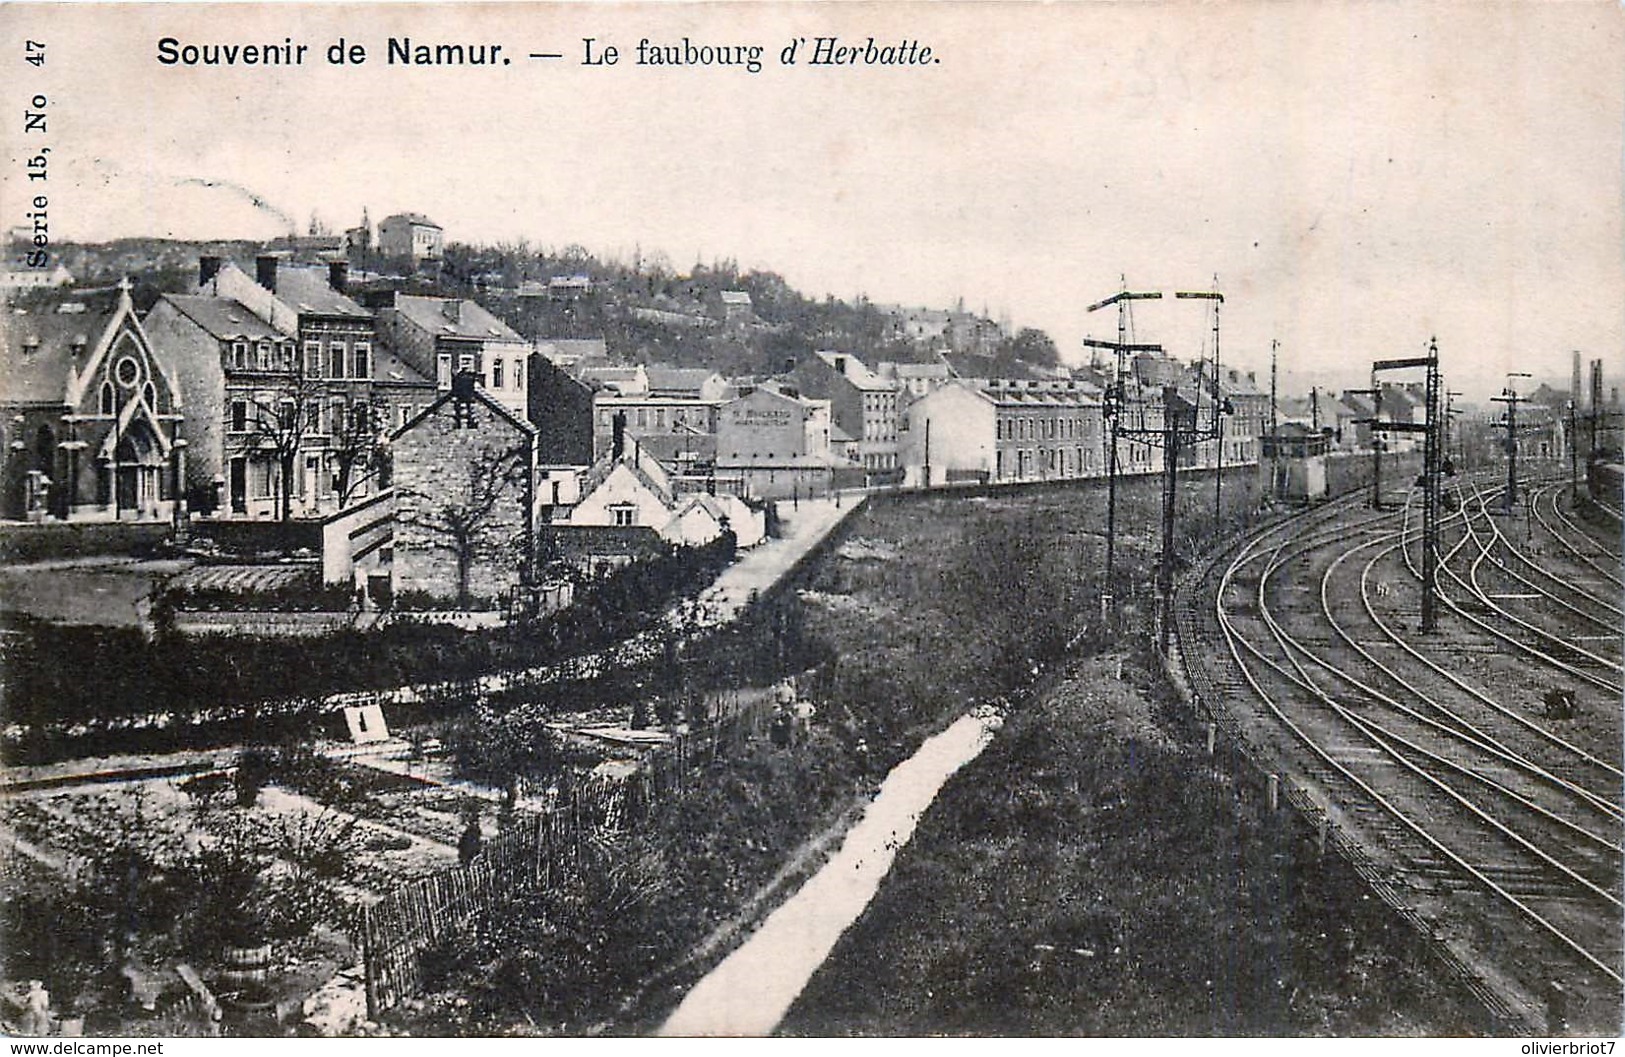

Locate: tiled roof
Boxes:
[272,266,371,319]
[160,295,283,342]
[383,212,440,228]
[645,366,719,395]
[0,297,117,404]
[372,344,433,387]
[636,433,716,463]
[390,295,523,343]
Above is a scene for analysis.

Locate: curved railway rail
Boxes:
[1175,483,1624,1035]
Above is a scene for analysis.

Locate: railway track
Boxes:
[1534,484,1625,594]
[1176,486,1624,1035]
[1412,482,1623,698]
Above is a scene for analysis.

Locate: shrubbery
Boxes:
[2,535,739,763]
[162,578,355,613]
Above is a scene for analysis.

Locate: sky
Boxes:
[3,1,1622,403]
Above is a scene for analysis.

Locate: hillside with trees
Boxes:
[51,238,1063,379]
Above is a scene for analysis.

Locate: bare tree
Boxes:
[397,441,530,610]
[331,395,389,508]
[242,366,325,522]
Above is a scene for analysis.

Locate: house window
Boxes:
[256,342,271,370]
[304,341,323,377]
[329,342,348,380]
[437,353,452,390]
[492,358,505,390]
[230,400,247,432]
[330,398,346,436]
[353,341,371,379]
[459,352,476,376]
[232,341,248,369]
[611,504,637,527]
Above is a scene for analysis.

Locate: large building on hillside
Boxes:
[0,283,185,522]
[377,213,443,263]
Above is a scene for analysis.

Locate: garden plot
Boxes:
[166,564,314,594]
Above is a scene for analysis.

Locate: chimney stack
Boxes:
[442,300,463,324]
[834,355,848,375]
[199,255,222,288]
[327,260,349,294]
[255,254,279,293]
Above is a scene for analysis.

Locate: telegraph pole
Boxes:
[1369,341,1443,631]
[1421,341,1442,630]
[1348,384,1382,509]
[1176,285,1228,562]
[1566,399,1578,499]
[1086,279,1227,649]
[1085,284,1162,618]
[1269,340,1279,498]
[1491,373,1531,514]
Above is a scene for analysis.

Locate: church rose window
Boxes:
[115,355,140,388]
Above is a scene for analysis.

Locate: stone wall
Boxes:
[390,391,534,608]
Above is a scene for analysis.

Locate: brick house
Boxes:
[375,294,532,415]
[145,256,433,517]
[715,382,840,500]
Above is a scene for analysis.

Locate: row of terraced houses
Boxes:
[3,246,1434,607]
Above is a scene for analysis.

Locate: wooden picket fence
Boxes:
[357,690,777,1017]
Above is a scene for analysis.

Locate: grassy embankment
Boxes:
[777,474,1488,1036]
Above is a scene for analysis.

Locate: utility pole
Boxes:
[1491,373,1531,513]
[1269,340,1279,499]
[1566,399,1577,499]
[1176,284,1229,565]
[1085,283,1162,618]
[1445,390,1462,474]
[1348,384,1382,509]
[1369,341,1444,631]
[1158,385,1199,652]
[1086,279,1227,649]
